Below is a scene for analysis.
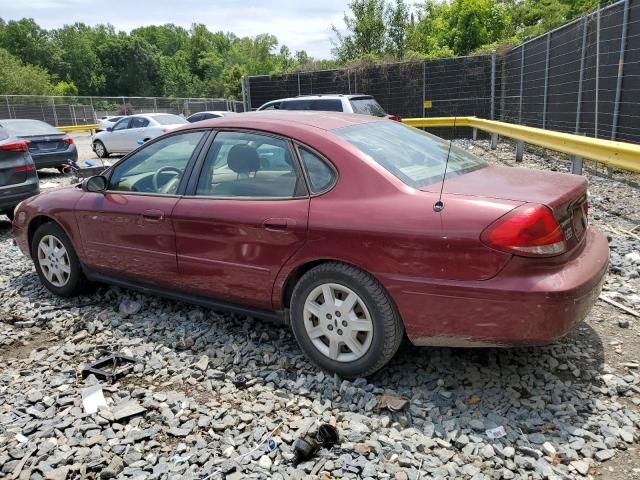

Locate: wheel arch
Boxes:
[27,215,71,257]
[279,258,394,312]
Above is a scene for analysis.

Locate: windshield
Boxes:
[334,121,486,188]
[0,119,60,136]
[153,114,188,125]
[349,97,386,116]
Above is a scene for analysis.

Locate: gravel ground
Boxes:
[0,133,638,480]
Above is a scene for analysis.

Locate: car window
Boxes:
[188,114,203,123]
[282,100,311,111]
[202,113,221,119]
[298,147,336,193]
[0,119,60,136]
[310,99,343,112]
[349,97,386,116]
[112,118,131,131]
[334,121,486,188]
[0,128,8,141]
[260,102,281,110]
[196,131,302,198]
[153,114,188,125]
[130,117,150,129]
[109,131,205,194]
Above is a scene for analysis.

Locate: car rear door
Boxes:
[172,130,310,310]
[75,130,208,287]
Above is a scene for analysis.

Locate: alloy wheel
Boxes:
[37,235,71,287]
[94,142,105,157]
[303,283,374,362]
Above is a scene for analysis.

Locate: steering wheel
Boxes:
[152,166,182,192]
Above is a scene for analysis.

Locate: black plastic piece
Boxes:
[82,353,140,382]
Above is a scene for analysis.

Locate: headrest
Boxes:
[228,145,260,174]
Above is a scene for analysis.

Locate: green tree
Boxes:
[332,0,387,61]
[0,18,58,71]
[222,64,246,99]
[386,0,409,58]
[52,23,105,95]
[0,48,55,95]
[446,0,512,55]
[97,36,161,96]
[131,24,189,56]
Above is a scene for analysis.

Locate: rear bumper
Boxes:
[32,145,78,169]
[382,227,609,347]
[0,181,39,211]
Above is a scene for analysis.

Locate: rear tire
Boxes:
[290,262,404,378]
[93,140,109,158]
[31,222,87,297]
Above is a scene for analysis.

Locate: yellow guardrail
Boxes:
[403,116,640,173]
[57,124,99,133]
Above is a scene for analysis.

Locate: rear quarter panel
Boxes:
[268,128,522,309]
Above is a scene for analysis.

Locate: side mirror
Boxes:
[82,175,108,193]
[107,127,113,132]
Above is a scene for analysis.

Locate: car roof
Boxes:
[180,111,382,132]
[191,111,236,115]
[266,94,372,102]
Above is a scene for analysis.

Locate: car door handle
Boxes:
[263,218,295,231]
[142,209,164,223]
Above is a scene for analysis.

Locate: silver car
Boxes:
[92,113,188,157]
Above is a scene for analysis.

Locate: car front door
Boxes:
[75,130,208,287]
[172,130,310,310]
[106,117,132,152]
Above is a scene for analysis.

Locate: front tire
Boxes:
[93,140,109,158]
[31,222,87,297]
[290,262,404,378]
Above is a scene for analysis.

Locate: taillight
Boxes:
[0,140,29,152]
[15,164,36,172]
[387,114,402,122]
[481,204,566,257]
[61,135,74,145]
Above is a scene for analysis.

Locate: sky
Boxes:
[0,0,349,58]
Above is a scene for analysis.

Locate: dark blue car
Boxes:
[0,119,78,171]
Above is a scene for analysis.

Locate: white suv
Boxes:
[256,94,400,120]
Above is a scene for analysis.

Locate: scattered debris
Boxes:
[119,300,142,317]
[485,426,507,439]
[317,424,339,448]
[599,295,640,317]
[81,353,140,382]
[111,400,146,421]
[82,384,108,414]
[377,391,409,412]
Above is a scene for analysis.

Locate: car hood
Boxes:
[420,165,587,209]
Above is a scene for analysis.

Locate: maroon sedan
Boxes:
[12,112,609,377]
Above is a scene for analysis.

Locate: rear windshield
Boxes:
[334,121,486,188]
[0,119,60,136]
[349,97,386,116]
[153,114,188,125]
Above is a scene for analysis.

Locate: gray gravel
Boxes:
[0,136,639,479]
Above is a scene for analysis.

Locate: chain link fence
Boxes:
[245,0,639,144]
[0,96,245,127]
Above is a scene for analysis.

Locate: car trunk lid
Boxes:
[420,165,589,250]
[21,133,68,154]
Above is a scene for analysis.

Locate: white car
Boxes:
[92,113,188,157]
[256,94,400,120]
[186,111,237,122]
[97,115,127,132]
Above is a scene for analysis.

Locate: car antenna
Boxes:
[433,116,457,212]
